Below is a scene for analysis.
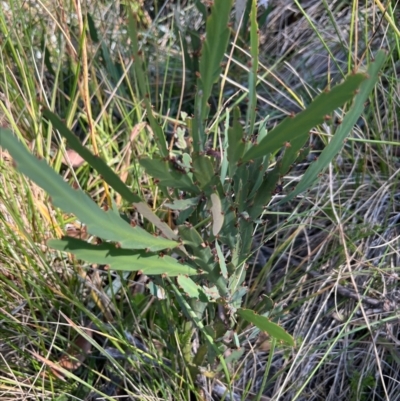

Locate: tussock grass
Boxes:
[0,0,399,400]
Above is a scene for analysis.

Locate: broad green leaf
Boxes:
[280,50,387,204]
[237,308,294,346]
[49,237,197,276]
[43,109,178,241]
[242,73,367,162]
[198,0,234,119]
[0,132,176,252]
[247,154,270,198]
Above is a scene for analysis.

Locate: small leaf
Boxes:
[202,285,220,300]
[140,156,199,193]
[215,240,228,279]
[165,197,200,210]
[249,164,280,220]
[192,153,216,191]
[61,149,85,167]
[227,107,245,174]
[177,275,209,301]
[210,193,224,236]
[147,282,166,299]
[237,308,294,346]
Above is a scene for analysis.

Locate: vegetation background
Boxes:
[0,0,399,400]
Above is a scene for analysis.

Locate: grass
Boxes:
[0,0,400,400]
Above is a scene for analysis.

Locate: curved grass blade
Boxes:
[242,73,367,162]
[49,237,197,276]
[0,131,177,252]
[280,50,386,204]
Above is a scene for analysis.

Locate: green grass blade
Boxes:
[49,238,196,276]
[127,13,168,157]
[280,50,387,204]
[0,130,177,252]
[242,73,367,162]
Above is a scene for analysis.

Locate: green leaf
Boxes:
[165,197,200,210]
[177,275,209,301]
[280,50,387,204]
[242,73,367,162]
[227,107,245,175]
[192,153,217,191]
[0,132,176,252]
[198,0,234,119]
[49,237,197,276]
[210,193,224,236]
[215,240,228,279]
[139,156,200,193]
[178,225,214,272]
[43,109,178,241]
[237,308,294,346]
[179,225,228,297]
[278,135,309,176]
[246,0,259,137]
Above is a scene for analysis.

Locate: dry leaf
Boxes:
[35,318,96,381]
[61,149,85,168]
[58,323,93,371]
